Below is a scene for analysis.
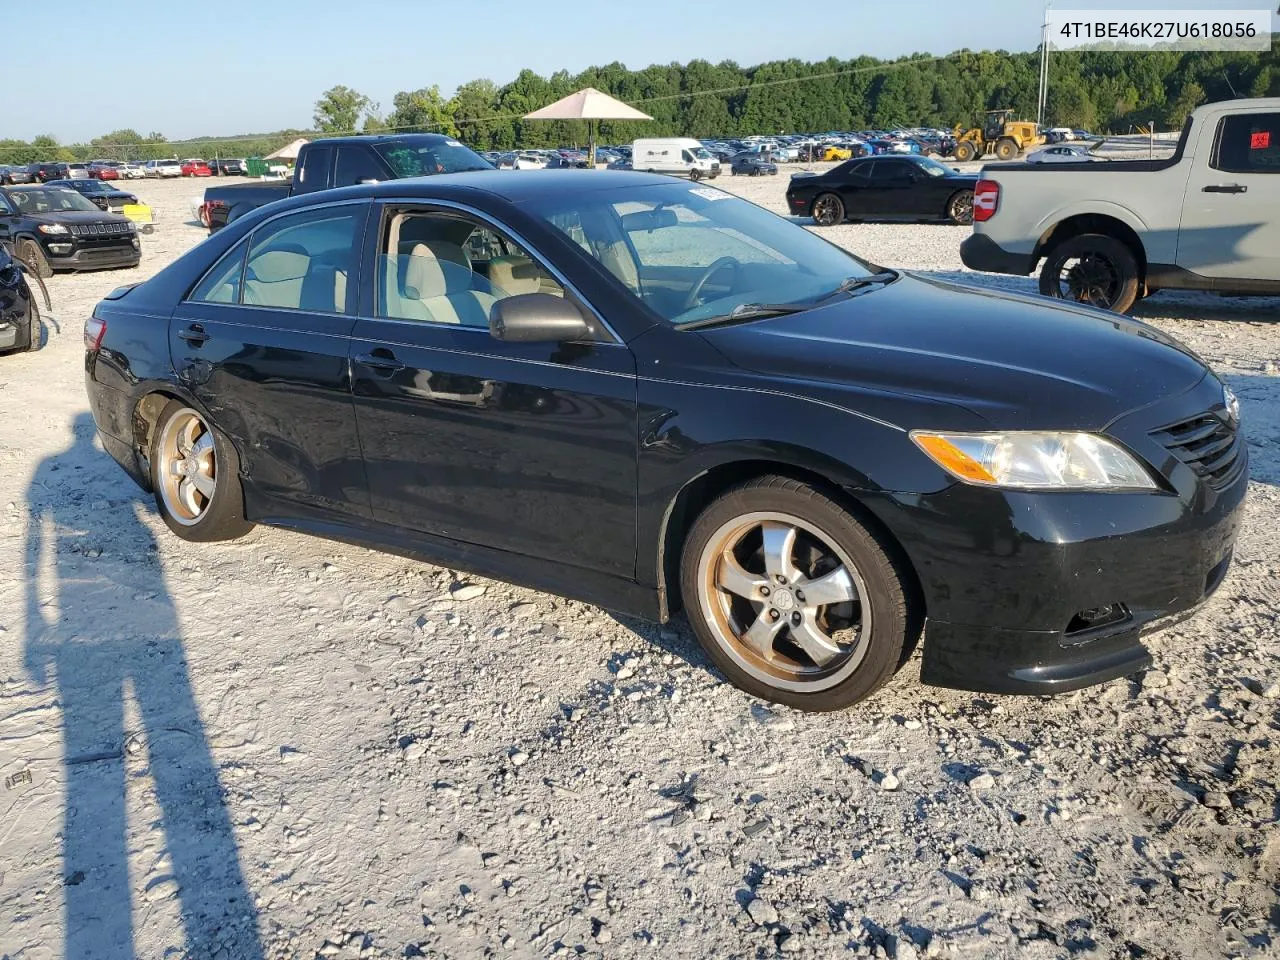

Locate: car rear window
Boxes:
[1214,112,1280,174]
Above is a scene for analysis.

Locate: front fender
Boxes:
[635,376,958,588]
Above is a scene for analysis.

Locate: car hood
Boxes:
[28,210,129,224]
[697,273,1210,431]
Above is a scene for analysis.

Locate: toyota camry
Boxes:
[84,171,1246,711]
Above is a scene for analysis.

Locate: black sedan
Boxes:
[84,172,1245,711]
[0,185,141,278]
[46,178,139,213]
[727,152,778,176]
[787,155,978,225]
[0,243,41,352]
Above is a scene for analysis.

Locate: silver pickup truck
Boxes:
[960,97,1280,313]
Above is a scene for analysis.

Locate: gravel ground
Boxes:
[1,170,1278,960]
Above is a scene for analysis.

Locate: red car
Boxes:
[181,159,212,177]
[90,162,120,181]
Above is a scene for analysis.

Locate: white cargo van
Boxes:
[632,138,721,180]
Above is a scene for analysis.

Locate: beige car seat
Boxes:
[399,243,496,326]
[244,248,310,307]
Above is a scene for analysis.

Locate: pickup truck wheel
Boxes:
[946,190,974,224]
[811,194,844,227]
[994,138,1019,161]
[1039,233,1140,313]
[17,239,52,280]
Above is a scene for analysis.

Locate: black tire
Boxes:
[689,168,702,182]
[24,308,41,352]
[811,193,844,227]
[149,399,254,542]
[679,476,918,711]
[946,189,974,225]
[1038,233,1141,314]
[954,141,977,163]
[17,239,51,280]
[994,138,1019,161]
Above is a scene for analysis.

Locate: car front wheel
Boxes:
[680,476,916,711]
[150,400,254,542]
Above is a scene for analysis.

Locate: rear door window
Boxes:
[189,239,248,304]
[297,146,334,190]
[334,147,387,187]
[1213,113,1280,174]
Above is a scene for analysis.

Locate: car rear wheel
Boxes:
[1038,233,1140,313]
[811,193,844,227]
[947,189,974,225]
[17,240,51,279]
[150,400,253,542]
[680,476,915,711]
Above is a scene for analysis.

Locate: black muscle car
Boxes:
[787,155,978,225]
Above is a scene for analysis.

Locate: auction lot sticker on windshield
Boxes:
[1252,131,1272,150]
[1046,9,1271,51]
[690,187,730,201]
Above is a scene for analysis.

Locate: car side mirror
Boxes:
[490,293,594,343]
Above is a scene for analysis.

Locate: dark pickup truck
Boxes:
[201,134,494,232]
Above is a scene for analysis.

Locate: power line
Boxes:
[0,52,980,156]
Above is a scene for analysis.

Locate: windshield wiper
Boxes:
[813,270,898,304]
[677,301,811,330]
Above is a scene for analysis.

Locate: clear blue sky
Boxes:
[6,0,1252,143]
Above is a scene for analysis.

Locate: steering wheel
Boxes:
[682,256,741,311]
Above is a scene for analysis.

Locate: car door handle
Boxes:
[177,324,209,346]
[354,350,405,374]
[1202,184,1246,194]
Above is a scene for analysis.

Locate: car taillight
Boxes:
[84,316,106,352]
[973,180,1000,222]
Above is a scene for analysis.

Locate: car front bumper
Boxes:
[45,239,140,272]
[959,232,1035,276]
[860,375,1247,695]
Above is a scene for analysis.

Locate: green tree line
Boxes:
[2,45,1275,163]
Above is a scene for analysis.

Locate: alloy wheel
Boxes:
[1056,253,1121,309]
[156,408,217,526]
[695,511,871,692]
[812,195,841,226]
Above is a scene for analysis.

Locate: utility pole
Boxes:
[1037,2,1051,131]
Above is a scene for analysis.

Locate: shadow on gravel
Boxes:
[911,268,1280,322]
[23,413,262,960]
[608,612,720,678]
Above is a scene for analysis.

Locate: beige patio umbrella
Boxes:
[523,88,652,167]
[265,138,310,162]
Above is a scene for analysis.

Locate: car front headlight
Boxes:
[37,223,69,235]
[911,430,1156,490]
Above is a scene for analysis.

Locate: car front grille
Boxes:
[1150,411,1244,489]
[69,222,131,237]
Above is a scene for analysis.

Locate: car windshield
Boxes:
[10,188,101,213]
[691,147,713,160]
[531,181,875,327]
[372,139,493,177]
[913,157,952,177]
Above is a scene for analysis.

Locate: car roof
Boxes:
[317,170,701,205]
